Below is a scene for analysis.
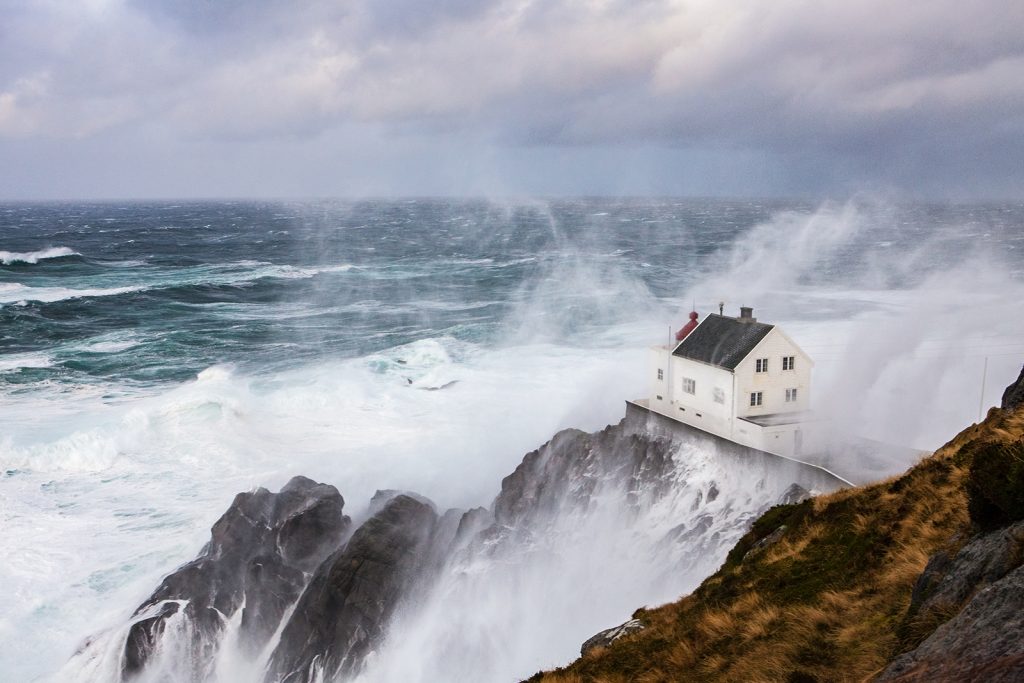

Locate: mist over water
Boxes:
[1,199,1022,681]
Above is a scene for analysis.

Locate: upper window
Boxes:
[785,388,798,402]
[657,368,664,380]
[683,377,696,395]
[783,356,795,371]
[755,358,769,373]
[713,387,725,404]
[750,391,763,407]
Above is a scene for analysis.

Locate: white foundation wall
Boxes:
[733,329,812,419]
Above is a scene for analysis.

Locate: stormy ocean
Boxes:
[2,198,1023,682]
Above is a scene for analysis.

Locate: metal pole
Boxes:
[978,356,989,422]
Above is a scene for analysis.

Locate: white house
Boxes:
[646,306,822,458]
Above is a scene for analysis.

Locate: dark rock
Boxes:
[743,525,787,561]
[580,619,646,656]
[879,565,1024,682]
[123,602,180,677]
[452,506,493,551]
[883,520,1024,681]
[265,494,440,683]
[492,422,676,531]
[122,476,349,680]
[914,521,1024,620]
[1001,365,1024,411]
[366,488,436,518]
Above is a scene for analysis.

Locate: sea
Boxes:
[2,198,1023,681]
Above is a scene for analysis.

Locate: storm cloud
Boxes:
[1,0,1021,198]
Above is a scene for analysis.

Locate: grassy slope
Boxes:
[530,404,1024,683]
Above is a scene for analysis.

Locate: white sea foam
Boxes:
[83,338,141,354]
[0,261,353,305]
[0,246,80,265]
[0,282,143,304]
[0,352,55,373]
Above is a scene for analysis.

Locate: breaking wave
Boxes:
[0,246,81,265]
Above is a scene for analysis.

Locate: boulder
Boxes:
[265,494,439,683]
[879,565,1024,682]
[882,520,1024,682]
[1001,364,1024,410]
[122,476,349,680]
[580,619,646,656]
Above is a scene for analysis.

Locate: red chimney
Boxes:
[675,311,699,341]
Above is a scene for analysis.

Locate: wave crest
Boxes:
[0,247,81,265]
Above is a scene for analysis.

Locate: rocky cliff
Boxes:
[71,405,845,682]
[532,365,1024,683]
[121,476,350,679]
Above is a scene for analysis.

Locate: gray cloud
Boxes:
[0,0,1021,198]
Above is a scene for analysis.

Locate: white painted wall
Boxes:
[649,346,671,413]
[667,355,734,438]
[733,328,813,419]
[649,346,734,441]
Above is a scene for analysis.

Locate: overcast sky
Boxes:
[1,0,1022,200]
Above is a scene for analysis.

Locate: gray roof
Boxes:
[672,314,774,370]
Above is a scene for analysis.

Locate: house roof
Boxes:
[672,314,774,370]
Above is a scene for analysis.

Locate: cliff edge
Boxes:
[530,365,1024,683]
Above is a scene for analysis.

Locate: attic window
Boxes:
[682,377,696,395]
[755,358,768,373]
[783,356,795,371]
[750,391,763,407]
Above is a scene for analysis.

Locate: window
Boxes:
[783,356,795,371]
[657,368,664,380]
[785,388,798,402]
[682,377,696,395]
[713,387,725,404]
[755,358,768,373]
[750,391,763,407]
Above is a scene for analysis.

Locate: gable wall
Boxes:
[734,328,812,417]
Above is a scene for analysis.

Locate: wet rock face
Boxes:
[265,495,440,683]
[1001,365,1024,410]
[101,415,840,683]
[493,423,677,531]
[122,476,350,680]
[881,521,1024,682]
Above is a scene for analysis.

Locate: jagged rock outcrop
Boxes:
[1002,364,1024,410]
[879,520,1024,682]
[492,421,677,532]
[90,411,844,683]
[580,619,646,656]
[122,476,349,680]
[265,494,440,683]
